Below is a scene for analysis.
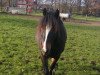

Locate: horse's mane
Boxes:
[39,10,64,33]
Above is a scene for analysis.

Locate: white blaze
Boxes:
[43,25,52,52]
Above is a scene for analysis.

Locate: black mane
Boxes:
[40,9,63,33]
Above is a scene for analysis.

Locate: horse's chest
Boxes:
[42,25,52,52]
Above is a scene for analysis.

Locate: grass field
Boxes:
[0,13,100,75]
[72,14,100,21]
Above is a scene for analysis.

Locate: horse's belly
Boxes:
[47,38,65,57]
[49,46,64,58]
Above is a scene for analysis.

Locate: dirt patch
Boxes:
[65,19,100,26]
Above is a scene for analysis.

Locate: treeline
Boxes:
[0,0,100,16]
[37,0,100,16]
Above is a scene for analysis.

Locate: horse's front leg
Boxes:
[40,52,49,75]
[49,57,59,75]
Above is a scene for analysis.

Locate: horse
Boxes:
[60,13,71,21]
[36,8,67,75]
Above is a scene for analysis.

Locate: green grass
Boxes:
[32,12,42,16]
[72,14,100,21]
[0,13,100,75]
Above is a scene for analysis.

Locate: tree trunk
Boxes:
[77,0,81,14]
[26,1,28,15]
[1,0,3,12]
[9,0,10,7]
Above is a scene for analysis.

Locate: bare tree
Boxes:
[0,0,13,12]
[0,0,2,11]
[77,0,81,14]
[84,0,90,14]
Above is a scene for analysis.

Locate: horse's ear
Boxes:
[55,9,60,18]
[43,8,47,16]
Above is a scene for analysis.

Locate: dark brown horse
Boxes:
[36,8,67,75]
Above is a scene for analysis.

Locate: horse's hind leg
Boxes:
[40,53,49,75]
[49,57,59,75]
